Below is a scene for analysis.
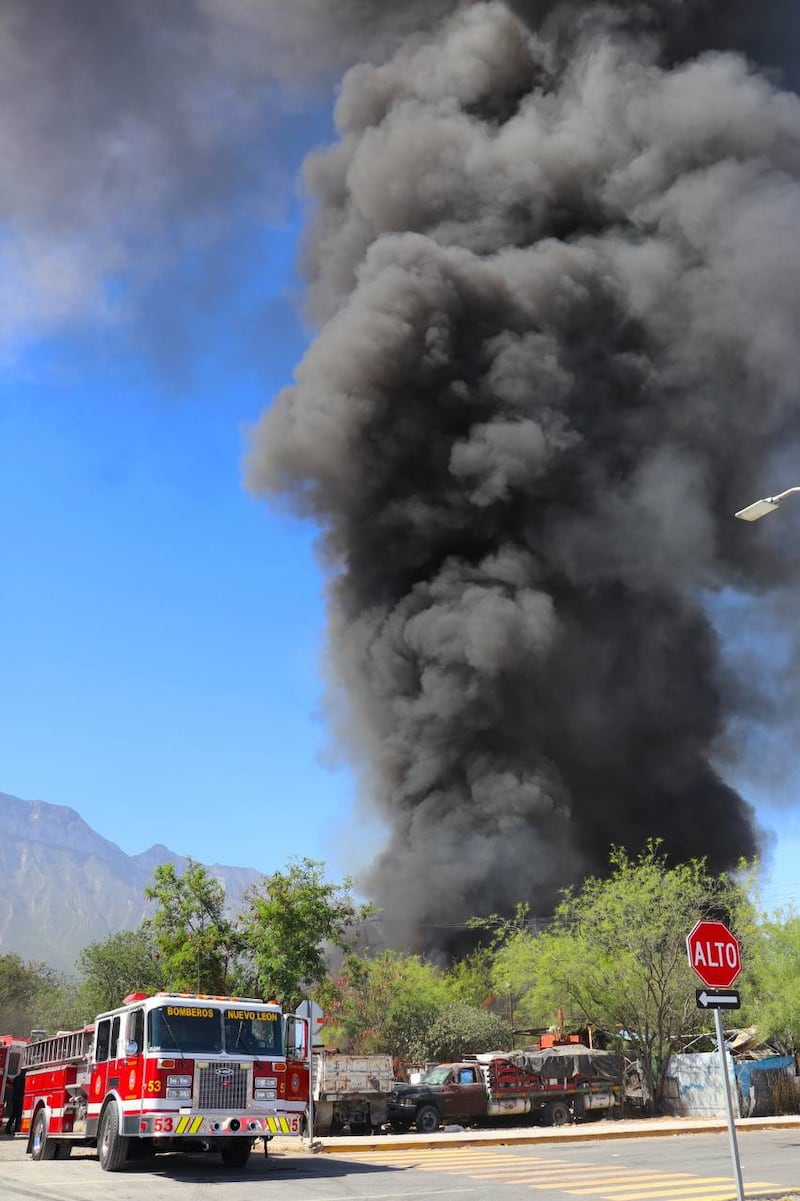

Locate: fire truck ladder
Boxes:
[24,1028,94,1068]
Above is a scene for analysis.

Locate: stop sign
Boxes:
[686,920,741,989]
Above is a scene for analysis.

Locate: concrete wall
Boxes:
[662,1052,739,1118]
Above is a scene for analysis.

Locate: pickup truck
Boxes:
[387,1046,622,1133]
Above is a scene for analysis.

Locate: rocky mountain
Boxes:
[0,792,262,972]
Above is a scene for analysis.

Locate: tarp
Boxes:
[500,1046,623,1083]
[734,1056,796,1118]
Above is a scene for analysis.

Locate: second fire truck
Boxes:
[1,1034,27,1128]
[21,991,309,1171]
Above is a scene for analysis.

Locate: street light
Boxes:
[735,487,800,521]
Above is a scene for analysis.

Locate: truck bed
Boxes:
[312,1053,394,1098]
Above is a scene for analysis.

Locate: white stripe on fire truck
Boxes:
[87,1101,145,1115]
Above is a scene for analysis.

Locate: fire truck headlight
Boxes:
[166,1087,192,1099]
[254,1077,277,1089]
[167,1075,192,1088]
[254,1089,278,1101]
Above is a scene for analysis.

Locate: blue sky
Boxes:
[1,5,798,922]
[0,208,379,883]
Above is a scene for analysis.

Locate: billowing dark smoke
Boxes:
[247,0,800,951]
[0,0,453,353]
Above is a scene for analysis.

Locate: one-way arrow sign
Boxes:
[696,989,741,1010]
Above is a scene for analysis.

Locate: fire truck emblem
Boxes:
[216,1067,233,1086]
[94,1077,101,1095]
[129,1070,136,1090]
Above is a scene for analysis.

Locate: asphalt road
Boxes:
[1,1129,798,1200]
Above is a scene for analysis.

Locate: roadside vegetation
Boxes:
[2,841,799,1114]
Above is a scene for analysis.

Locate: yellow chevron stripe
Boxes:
[174,1114,206,1134]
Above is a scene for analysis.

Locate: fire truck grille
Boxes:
[197,1062,250,1110]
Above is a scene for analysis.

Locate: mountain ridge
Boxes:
[0,791,262,972]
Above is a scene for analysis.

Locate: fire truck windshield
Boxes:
[147,1005,223,1054]
[224,1008,283,1056]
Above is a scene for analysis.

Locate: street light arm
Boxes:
[735,486,800,521]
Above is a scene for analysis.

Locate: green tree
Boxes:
[0,953,59,1036]
[0,954,87,1035]
[31,975,88,1034]
[416,1001,512,1062]
[78,927,165,1015]
[318,950,451,1058]
[745,910,800,1053]
[239,857,369,1009]
[319,951,512,1062]
[491,842,755,1112]
[445,946,496,1009]
[469,903,541,1028]
[144,860,241,994]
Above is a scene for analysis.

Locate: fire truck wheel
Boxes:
[415,1105,441,1134]
[542,1100,571,1127]
[220,1139,252,1169]
[30,1110,59,1161]
[98,1100,129,1172]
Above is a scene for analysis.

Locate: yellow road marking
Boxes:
[602,1185,783,1201]
[464,1166,614,1179]
[372,1154,544,1165]
[430,1164,591,1175]
[545,1175,684,1191]
[516,1172,672,1181]
[519,1176,655,1186]
[347,1147,789,1201]
[604,1196,738,1201]
[567,1176,722,1194]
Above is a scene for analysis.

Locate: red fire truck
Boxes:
[1,1035,27,1127]
[21,991,309,1171]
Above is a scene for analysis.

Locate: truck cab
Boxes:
[387,1062,488,1132]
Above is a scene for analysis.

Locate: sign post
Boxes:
[686,920,744,1201]
[296,1000,317,1149]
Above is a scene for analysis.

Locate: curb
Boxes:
[312,1115,800,1155]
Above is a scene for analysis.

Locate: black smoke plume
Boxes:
[248,0,800,951]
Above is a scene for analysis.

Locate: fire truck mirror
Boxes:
[128,1008,145,1057]
[284,1016,308,1062]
